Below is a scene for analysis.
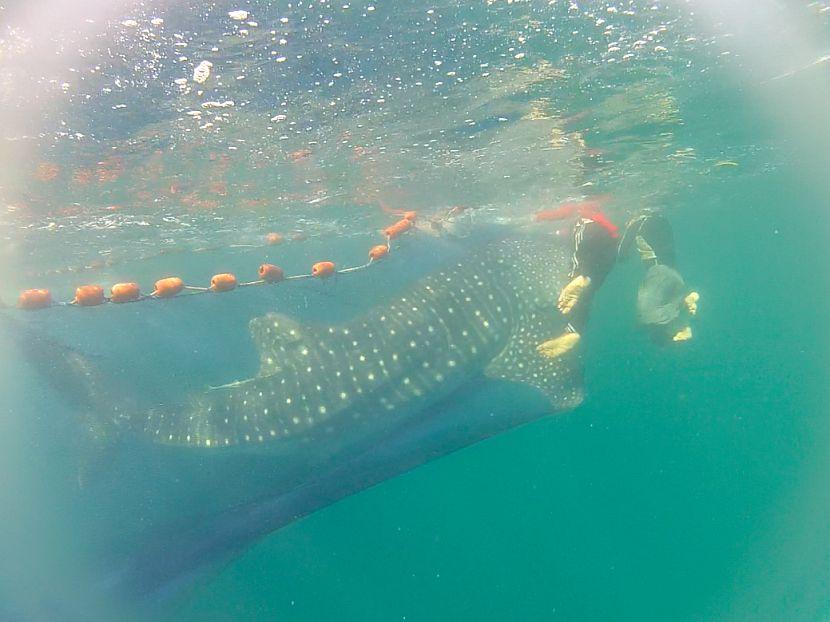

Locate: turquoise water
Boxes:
[1,1,829,620]
[175,118,830,621]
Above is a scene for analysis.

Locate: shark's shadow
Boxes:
[2,229,583,619]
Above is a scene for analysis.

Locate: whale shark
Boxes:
[1,231,583,618]
[146,234,581,449]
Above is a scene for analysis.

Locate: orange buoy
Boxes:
[311,261,336,278]
[259,263,285,283]
[369,244,389,260]
[265,232,283,245]
[110,282,141,303]
[17,288,52,310]
[403,210,417,222]
[153,277,184,298]
[73,285,105,306]
[210,273,237,292]
[383,218,412,239]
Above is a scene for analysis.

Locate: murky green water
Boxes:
[1,1,829,620]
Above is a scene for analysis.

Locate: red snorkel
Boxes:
[534,197,619,238]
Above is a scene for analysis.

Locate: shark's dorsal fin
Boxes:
[249,312,312,376]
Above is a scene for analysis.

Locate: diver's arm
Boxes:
[619,210,677,267]
[566,218,618,295]
[537,218,617,358]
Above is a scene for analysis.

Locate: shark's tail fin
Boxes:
[1,310,128,442]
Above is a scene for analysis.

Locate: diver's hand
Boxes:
[673,326,693,342]
[684,291,699,316]
[536,332,581,358]
[557,275,591,315]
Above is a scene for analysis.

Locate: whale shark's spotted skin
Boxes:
[144,235,582,447]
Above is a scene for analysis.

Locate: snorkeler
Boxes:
[620,210,699,343]
[536,208,699,359]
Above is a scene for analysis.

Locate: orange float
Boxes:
[289,148,312,161]
[153,277,184,298]
[259,263,284,283]
[35,162,60,182]
[17,289,52,310]
[369,245,389,260]
[265,232,283,245]
[73,285,105,306]
[210,273,237,292]
[311,261,336,278]
[72,168,94,186]
[110,282,141,303]
[403,211,417,222]
[383,218,412,239]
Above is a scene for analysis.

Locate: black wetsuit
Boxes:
[564,217,617,334]
[565,210,676,334]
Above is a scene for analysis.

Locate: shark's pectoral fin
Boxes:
[484,313,583,410]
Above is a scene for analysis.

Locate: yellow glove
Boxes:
[537,332,581,358]
[672,326,693,342]
[557,275,591,315]
[684,291,699,316]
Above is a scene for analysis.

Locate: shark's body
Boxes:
[4,232,582,616]
[146,235,581,450]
